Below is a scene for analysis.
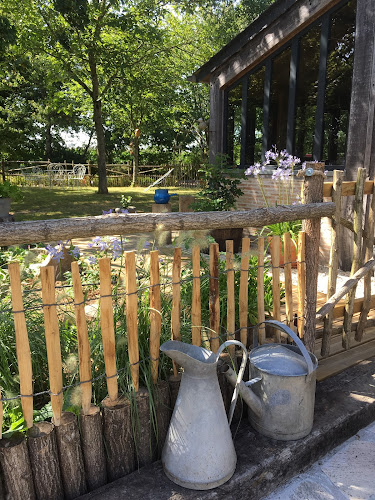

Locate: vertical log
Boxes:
[40,266,63,426]
[321,170,343,356]
[297,231,306,339]
[257,237,266,344]
[356,182,375,341]
[0,433,35,500]
[8,262,33,428]
[271,236,281,343]
[27,422,64,500]
[155,380,171,458]
[102,397,135,481]
[302,162,325,351]
[343,167,366,349]
[171,247,182,376]
[226,240,235,359]
[150,250,161,384]
[191,245,202,347]
[125,251,139,392]
[71,262,92,415]
[135,387,154,468]
[283,233,294,333]
[79,406,107,491]
[99,258,118,402]
[209,243,220,353]
[54,412,87,499]
[239,238,250,347]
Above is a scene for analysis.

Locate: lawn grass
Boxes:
[11,186,199,222]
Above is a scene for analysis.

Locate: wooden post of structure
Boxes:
[301,162,325,352]
[135,387,155,468]
[0,434,35,500]
[343,167,366,349]
[239,238,250,347]
[209,243,220,352]
[283,233,294,335]
[8,262,33,428]
[356,182,375,341]
[99,258,118,402]
[125,251,139,392]
[171,247,182,376]
[192,246,202,347]
[40,266,63,426]
[297,231,306,339]
[271,236,281,342]
[257,237,266,344]
[27,422,64,500]
[321,170,343,356]
[226,240,235,359]
[150,250,161,384]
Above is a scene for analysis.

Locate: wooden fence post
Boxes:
[239,238,250,347]
[301,162,325,351]
[257,237,266,344]
[209,243,220,352]
[321,170,343,356]
[191,246,202,347]
[150,250,161,384]
[226,240,235,359]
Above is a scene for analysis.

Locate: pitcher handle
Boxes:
[254,320,314,375]
[216,340,248,425]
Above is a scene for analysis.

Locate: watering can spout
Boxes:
[221,364,263,418]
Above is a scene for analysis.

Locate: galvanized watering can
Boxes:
[224,320,318,441]
[160,339,247,490]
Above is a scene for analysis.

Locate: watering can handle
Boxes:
[254,320,314,375]
[216,340,248,425]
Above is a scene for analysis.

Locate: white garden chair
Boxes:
[67,165,86,188]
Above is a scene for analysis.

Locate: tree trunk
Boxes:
[89,50,108,194]
[45,120,52,160]
[132,136,139,186]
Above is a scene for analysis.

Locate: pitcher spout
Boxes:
[160,340,217,375]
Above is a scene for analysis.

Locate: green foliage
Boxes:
[193,155,244,211]
[0,181,23,200]
[120,195,132,209]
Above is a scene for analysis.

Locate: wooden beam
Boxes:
[323,180,375,198]
[0,203,335,247]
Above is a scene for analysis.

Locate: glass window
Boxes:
[227,83,242,166]
[269,48,291,151]
[295,25,321,161]
[245,67,265,165]
[323,0,356,165]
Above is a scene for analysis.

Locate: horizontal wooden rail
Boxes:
[323,180,375,198]
[316,258,375,320]
[0,202,335,246]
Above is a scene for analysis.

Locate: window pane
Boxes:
[295,25,321,161]
[269,48,291,151]
[245,67,265,165]
[323,0,356,165]
[227,83,242,166]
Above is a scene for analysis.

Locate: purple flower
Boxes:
[143,241,151,249]
[120,209,129,214]
[102,209,113,215]
[87,255,97,265]
[69,246,80,258]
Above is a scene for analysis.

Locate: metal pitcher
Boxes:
[160,339,247,490]
[224,320,318,441]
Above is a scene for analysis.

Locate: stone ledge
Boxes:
[78,357,375,500]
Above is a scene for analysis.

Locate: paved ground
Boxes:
[264,421,375,500]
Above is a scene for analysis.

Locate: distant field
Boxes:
[11,186,199,222]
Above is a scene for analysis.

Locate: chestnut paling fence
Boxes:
[1,168,375,498]
[0,233,311,500]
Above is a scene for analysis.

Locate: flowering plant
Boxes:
[245,147,305,241]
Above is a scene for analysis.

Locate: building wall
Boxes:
[235,175,332,265]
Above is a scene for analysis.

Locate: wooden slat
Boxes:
[226,240,235,359]
[297,231,306,339]
[283,233,294,334]
[125,251,139,392]
[271,236,281,342]
[150,250,161,384]
[171,247,182,376]
[99,258,118,402]
[323,179,374,198]
[239,238,250,347]
[356,182,375,341]
[322,170,343,357]
[71,262,92,415]
[343,168,365,350]
[209,243,220,353]
[191,246,202,347]
[40,266,63,426]
[8,262,33,428]
[257,238,266,344]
